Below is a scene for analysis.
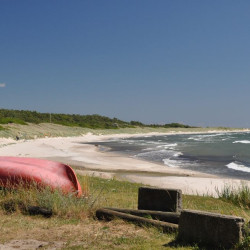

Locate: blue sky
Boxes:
[0,0,250,127]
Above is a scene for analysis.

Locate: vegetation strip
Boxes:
[0,108,194,129]
[96,208,178,233]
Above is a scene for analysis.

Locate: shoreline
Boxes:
[0,129,250,196]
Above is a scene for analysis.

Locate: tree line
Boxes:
[0,109,194,129]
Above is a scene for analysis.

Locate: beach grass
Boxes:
[0,175,249,249]
[0,122,247,140]
[215,182,250,209]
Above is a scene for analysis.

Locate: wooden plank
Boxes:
[104,207,180,224]
[96,208,178,233]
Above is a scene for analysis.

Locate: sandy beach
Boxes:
[0,131,249,196]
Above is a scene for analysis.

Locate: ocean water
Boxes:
[87,132,250,180]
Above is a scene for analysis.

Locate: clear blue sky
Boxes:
[1,0,250,127]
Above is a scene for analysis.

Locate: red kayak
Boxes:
[0,156,82,197]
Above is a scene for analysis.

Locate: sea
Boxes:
[87,132,250,180]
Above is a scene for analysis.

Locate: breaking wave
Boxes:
[162,158,180,168]
[233,140,250,144]
[226,162,250,173]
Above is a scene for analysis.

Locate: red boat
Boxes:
[0,156,82,197]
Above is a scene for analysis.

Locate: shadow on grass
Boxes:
[164,237,250,250]
[163,239,230,250]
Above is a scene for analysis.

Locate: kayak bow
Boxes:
[0,156,82,197]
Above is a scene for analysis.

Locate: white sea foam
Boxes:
[173,152,183,157]
[141,147,155,151]
[146,141,162,145]
[188,133,226,141]
[226,162,250,173]
[188,136,209,141]
[233,140,250,144]
[156,143,178,150]
[162,158,180,168]
[164,143,177,147]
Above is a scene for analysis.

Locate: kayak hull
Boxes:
[0,156,82,197]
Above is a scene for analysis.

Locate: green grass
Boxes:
[85,176,249,219]
[0,175,249,249]
[216,183,250,209]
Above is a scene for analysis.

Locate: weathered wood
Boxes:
[104,207,180,224]
[96,208,178,233]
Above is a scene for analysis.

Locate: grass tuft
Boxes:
[0,182,91,219]
[215,183,250,209]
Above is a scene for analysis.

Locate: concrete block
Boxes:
[138,187,182,212]
[178,209,245,248]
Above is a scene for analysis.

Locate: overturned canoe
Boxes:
[0,156,82,197]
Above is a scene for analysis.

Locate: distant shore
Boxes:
[0,124,250,196]
[0,122,249,140]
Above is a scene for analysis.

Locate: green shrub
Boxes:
[0,117,27,125]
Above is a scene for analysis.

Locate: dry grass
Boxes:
[0,122,245,140]
[0,211,178,249]
[0,175,249,249]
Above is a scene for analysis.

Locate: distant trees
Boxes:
[0,109,195,129]
[130,121,144,126]
[147,123,193,128]
[163,123,193,128]
[0,109,132,129]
